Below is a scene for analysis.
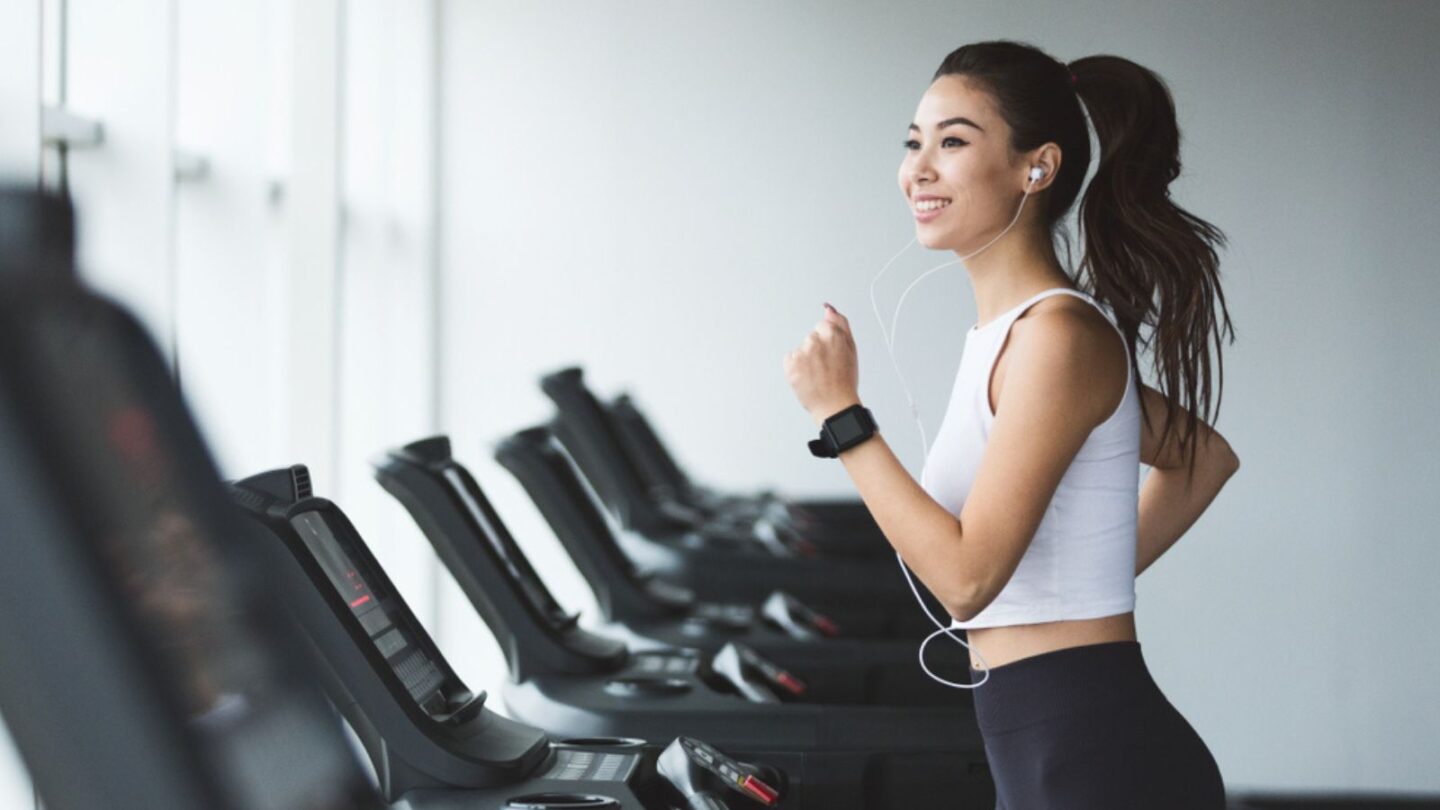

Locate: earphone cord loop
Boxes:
[867,175,1041,690]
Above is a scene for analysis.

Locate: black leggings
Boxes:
[968,640,1225,810]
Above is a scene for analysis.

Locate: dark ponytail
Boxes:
[934,41,1235,480]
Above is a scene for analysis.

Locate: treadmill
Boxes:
[380,432,969,705]
[604,393,884,558]
[231,466,792,809]
[538,367,940,628]
[0,271,380,810]
[238,461,994,807]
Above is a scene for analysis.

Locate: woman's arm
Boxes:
[1135,384,1240,576]
[822,422,972,612]
[785,305,1120,621]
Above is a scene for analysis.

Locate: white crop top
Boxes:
[919,288,1141,629]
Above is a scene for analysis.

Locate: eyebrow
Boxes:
[908,116,985,133]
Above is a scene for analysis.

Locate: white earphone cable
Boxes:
[866,170,1045,690]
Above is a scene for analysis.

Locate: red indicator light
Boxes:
[741,774,779,805]
[776,672,807,696]
[349,595,371,608]
[814,615,840,637]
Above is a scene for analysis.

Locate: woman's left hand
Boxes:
[784,303,861,425]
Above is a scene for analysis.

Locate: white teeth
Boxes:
[915,199,951,212]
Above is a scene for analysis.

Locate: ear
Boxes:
[1024,143,1063,191]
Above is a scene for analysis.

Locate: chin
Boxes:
[916,226,956,252]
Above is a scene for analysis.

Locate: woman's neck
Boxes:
[961,226,1073,325]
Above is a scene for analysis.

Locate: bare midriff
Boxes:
[964,611,1137,671]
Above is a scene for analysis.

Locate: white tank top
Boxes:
[919,288,1141,629]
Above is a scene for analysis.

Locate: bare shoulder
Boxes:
[1005,296,1128,423]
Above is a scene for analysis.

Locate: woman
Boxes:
[784,41,1238,808]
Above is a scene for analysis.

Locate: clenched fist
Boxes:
[784,303,861,425]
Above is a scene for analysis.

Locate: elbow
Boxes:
[1211,436,1240,476]
[945,602,980,624]
[935,524,986,622]
[1219,447,1240,476]
[940,582,986,624]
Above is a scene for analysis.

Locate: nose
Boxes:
[907,150,937,188]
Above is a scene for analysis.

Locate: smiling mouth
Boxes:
[914,198,952,213]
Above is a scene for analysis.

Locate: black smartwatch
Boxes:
[808,404,879,458]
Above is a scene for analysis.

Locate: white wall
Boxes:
[438,0,1440,793]
[0,0,41,183]
[65,0,176,343]
[171,0,292,480]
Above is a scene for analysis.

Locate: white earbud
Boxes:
[1029,166,1046,182]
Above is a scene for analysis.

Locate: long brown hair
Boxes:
[933,40,1235,479]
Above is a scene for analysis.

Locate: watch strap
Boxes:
[807,436,837,458]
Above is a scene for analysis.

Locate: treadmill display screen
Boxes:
[22,297,377,810]
[289,511,449,715]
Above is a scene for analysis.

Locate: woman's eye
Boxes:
[902,137,968,150]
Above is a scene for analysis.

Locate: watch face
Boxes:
[827,410,867,445]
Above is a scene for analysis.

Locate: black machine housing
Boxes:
[232,466,788,810]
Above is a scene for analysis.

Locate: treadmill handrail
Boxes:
[374,438,629,684]
[495,426,698,625]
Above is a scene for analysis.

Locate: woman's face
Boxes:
[898,75,1022,252]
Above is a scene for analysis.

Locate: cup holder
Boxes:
[556,737,647,749]
[503,794,621,809]
[603,676,693,698]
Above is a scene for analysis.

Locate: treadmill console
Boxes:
[290,509,482,722]
[233,469,486,729]
[0,279,379,809]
